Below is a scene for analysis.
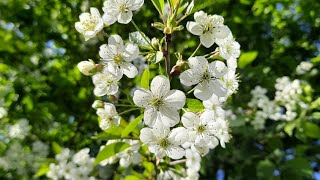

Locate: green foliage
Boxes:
[121,114,143,138]
[94,142,130,165]
[140,68,150,89]
[238,51,259,68]
[186,98,204,112]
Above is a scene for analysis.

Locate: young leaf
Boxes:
[91,126,123,140]
[52,142,62,154]
[129,31,152,50]
[304,122,320,138]
[94,142,130,166]
[141,68,150,89]
[34,164,49,177]
[151,0,165,15]
[186,98,204,112]
[121,114,143,138]
[192,0,216,12]
[238,51,258,68]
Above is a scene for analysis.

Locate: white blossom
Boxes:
[97,103,120,130]
[185,148,201,171]
[180,56,227,100]
[203,94,225,117]
[0,107,7,119]
[77,60,96,76]
[75,7,104,41]
[296,61,313,75]
[118,140,142,167]
[102,0,144,24]
[216,34,240,69]
[133,75,186,127]
[92,66,121,97]
[8,119,31,140]
[140,126,189,159]
[99,34,139,78]
[186,11,230,48]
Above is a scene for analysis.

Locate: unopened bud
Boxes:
[92,100,104,109]
[170,60,187,77]
[152,22,165,31]
[77,60,96,76]
[151,38,160,49]
[186,0,194,15]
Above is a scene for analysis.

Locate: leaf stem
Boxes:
[131,20,156,50]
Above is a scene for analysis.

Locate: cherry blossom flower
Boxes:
[133,75,186,127]
[99,34,139,78]
[96,103,120,130]
[92,66,122,97]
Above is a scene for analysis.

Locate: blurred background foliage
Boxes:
[0,0,320,179]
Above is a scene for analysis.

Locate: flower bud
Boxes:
[186,0,194,15]
[77,60,96,76]
[92,100,104,109]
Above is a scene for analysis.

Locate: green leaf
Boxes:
[311,112,320,120]
[121,114,143,138]
[186,98,204,112]
[129,31,151,50]
[238,51,259,68]
[310,97,320,110]
[311,55,320,64]
[141,68,150,89]
[91,126,123,140]
[256,160,275,179]
[303,122,320,138]
[284,121,296,137]
[52,142,62,154]
[192,0,216,12]
[94,142,130,166]
[151,0,165,15]
[34,164,49,177]
[124,175,141,180]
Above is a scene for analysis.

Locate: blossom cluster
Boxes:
[0,119,49,177]
[246,75,307,130]
[75,0,240,178]
[47,148,95,180]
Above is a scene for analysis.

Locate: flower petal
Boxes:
[194,81,214,101]
[118,11,133,24]
[212,25,230,39]
[168,127,189,145]
[108,34,124,49]
[121,62,138,78]
[158,106,180,127]
[208,61,227,78]
[133,88,153,107]
[166,146,185,159]
[150,75,170,98]
[179,69,201,86]
[186,21,203,36]
[143,106,157,127]
[188,56,208,74]
[123,43,139,62]
[163,90,186,110]
[200,32,215,48]
[129,0,144,11]
[182,112,200,128]
[140,128,157,144]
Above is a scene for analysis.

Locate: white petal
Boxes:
[227,57,237,70]
[103,13,117,26]
[203,94,220,110]
[94,86,107,97]
[168,127,189,145]
[166,146,185,159]
[75,22,84,33]
[188,56,208,74]
[108,34,124,48]
[107,62,123,77]
[131,153,142,164]
[123,43,139,61]
[163,90,186,110]
[212,25,230,39]
[210,80,227,97]
[119,156,130,167]
[194,81,214,101]
[208,136,219,149]
[79,13,91,22]
[150,75,170,98]
[90,7,101,17]
[194,11,207,24]
[208,61,227,78]
[129,0,144,10]
[153,123,170,138]
[144,106,157,127]
[140,128,157,144]
[158,106,180,127]
[106,84,119,95]
[200,32,215,48]
[121,62,138,78]
[133,89,153,107]
[182,112,200,128]
[194,140,209,156]
[179,69,201,86]
[186,21,203,36]
[118,11,133,24]
[200,110,215,124]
